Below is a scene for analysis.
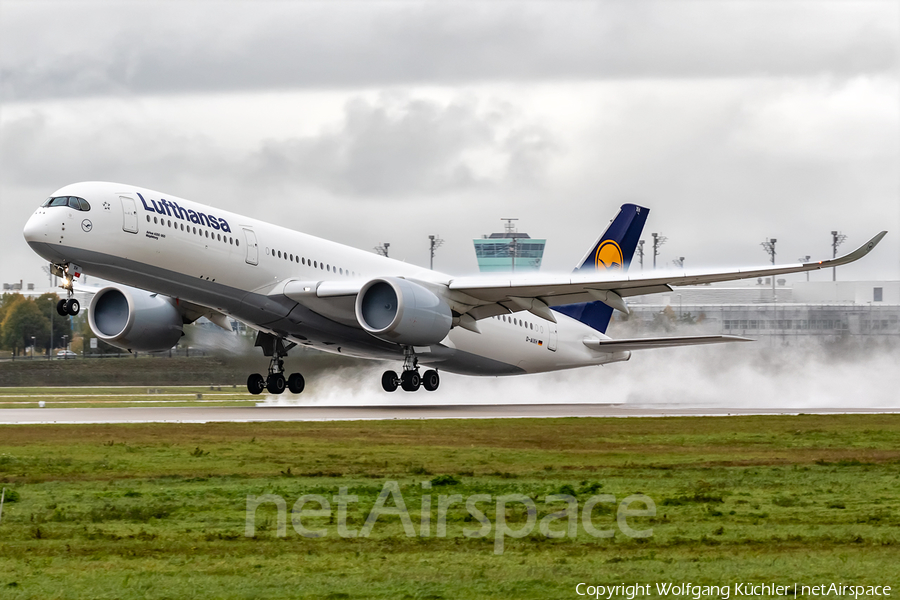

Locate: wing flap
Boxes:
[583,335,753,353]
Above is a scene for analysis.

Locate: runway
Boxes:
[1,403,898,424]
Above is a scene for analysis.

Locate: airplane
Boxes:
[23,182,886,395]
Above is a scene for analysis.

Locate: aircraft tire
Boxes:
[400,370,421,392]
[422,370,439,392]
[266,373,286,395]
[382,370,399,392]
[247,373,265,395]
[65,298,80,316]
[288,373,305,394]
[56,299,68,316]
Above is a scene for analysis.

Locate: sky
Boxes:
[2,0,899,289]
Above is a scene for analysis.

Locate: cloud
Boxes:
[250,94,557,196]
[1,2,896,101]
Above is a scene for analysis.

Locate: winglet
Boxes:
[809,231,887,269]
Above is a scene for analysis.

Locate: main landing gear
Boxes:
[51,263,81,316]
[247,333,305,395]
[381,347,440,393]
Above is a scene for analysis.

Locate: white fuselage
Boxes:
[24,182,624,376]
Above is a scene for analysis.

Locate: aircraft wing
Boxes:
[447,231,887,321]
[583,334,752,353]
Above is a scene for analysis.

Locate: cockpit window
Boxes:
[43,196,90,211]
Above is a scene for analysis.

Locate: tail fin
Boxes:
[553,203,649,333]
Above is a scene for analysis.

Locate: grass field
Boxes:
[1,414,899,599]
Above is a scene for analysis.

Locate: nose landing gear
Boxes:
[51,263,81,316]
[246,332,305,396]
[381,347,440,393]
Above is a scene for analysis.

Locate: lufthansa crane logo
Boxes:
[595,240,623,270]
[81,219,93,233]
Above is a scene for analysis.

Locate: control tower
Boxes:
[473,218,546,272]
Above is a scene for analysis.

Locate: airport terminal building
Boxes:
[623,280,900,341]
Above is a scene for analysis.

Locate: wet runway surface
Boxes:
[2,404,898,424]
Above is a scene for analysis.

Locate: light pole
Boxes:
[62,335,69,358]
[636,240,645,270]
[761,238,776,301]
[798,256,811,281]
[508,237,518,272]
[428,235,444,270]
[830,231,847,281]
[48,297,54,359]
[651,233,667,269]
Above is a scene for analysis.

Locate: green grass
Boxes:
[1,415,899,598]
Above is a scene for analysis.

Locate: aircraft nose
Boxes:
[23,211,46,244]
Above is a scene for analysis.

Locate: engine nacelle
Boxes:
[355,277,452,346]
[88,286,184,352]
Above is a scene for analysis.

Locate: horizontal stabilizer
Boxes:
[583,334,753,353]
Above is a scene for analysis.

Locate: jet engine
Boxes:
[88,286,184,352]
[355,277,452,346]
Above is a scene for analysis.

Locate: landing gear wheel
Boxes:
[57,299,68,316]
[64,298,80,316]
[382,370,399,392]
[266,373,286,395]
[400,370,421,392]
[287,373,305,394]
[247,373,265,395]
[422,370,440,392]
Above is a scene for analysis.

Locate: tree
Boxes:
[1,298,49,356]
[0,293,23,326]
[36,292,72,352]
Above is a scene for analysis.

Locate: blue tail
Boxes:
[553,203,649,333]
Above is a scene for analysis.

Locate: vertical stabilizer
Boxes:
[553,204,649,333]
